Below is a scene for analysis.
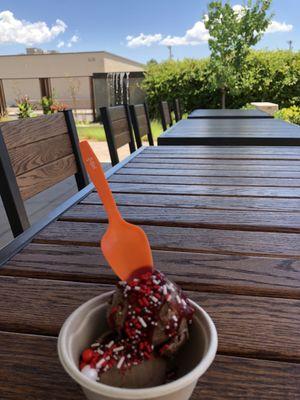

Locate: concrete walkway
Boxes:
[0,140,146,249]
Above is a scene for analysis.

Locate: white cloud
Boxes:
[126,23,209,48]
[57,35,80,49]
[232,4,293,33]
[70,34,79,43]
[57,40,65,48]
[0,10,66,45]
[266,20,293,33]
[126,33,162,48]
[126,4,293,48]
[161,21,210,46]
[66,34,80,47]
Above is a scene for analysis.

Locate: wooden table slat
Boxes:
[109,173,300,188]
[4,243,300,299]
[117,167,300,179]
[62,203,300,233]
[108,182,300,198]
[126,161,300,170]
[82,192,300,212]
[188,109,273,119]
[34,220,300,258]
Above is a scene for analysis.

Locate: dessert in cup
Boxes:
[58,142,218,400]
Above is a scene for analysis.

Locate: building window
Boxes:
[39,78,52,98]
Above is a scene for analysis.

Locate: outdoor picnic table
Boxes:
[188,109,272,119]
[158,117,300,146]
[1,145,300,399]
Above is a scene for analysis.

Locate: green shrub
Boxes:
[142,50,300,117]
[241,103,256,110]
[16,96,35,118]
[41,96,55,114]
[41,96,69,114]
[275,106,300,125]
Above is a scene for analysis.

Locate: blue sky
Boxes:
[0,0,298,63]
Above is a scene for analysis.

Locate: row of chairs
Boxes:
[101,103,153,166]
[159,99,182,131]
[0,99,182,240]
[101,99,182,166]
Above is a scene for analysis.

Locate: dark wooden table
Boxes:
[1,146,300,399]
[188,109,272,119]
[158,118,300,146]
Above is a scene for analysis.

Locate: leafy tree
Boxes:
[147,58,158,66]
[204,0,272,108]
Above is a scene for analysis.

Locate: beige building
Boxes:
[0,50,145,117]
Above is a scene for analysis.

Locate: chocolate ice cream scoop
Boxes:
[79,270,194,387]
[108,270,193,355]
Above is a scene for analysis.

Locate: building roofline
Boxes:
[0,50,145,68]
[102,51,145,68]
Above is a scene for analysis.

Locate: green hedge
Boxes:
[275,106,300,125]
[142,50,300,117]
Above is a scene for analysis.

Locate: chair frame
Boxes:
[173,99,182,122]
[0,109,89,238]
[159,101,173,131]
[129,103,154,148]
[100,105,136,166]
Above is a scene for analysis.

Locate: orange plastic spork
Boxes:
[79,140,153,281]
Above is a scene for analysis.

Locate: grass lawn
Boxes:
[77,120,163,142]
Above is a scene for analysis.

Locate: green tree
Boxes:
[205,0,272,108]
[147,58,158,66]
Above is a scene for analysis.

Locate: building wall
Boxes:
[0,51,144,110]
[0,52,104,79]
[3,79,41,106]
[0,51,144,79]
[51,77,92,109]
[103,55,145,73]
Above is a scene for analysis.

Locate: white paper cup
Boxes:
[58,292,218,400]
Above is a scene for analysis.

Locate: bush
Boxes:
[142,50,300,117]
[241,103,256,110]
[275,106,300,125]
[50,102,69,112]
[41,96,55,114]
[41,96,69,114]
[16,96,35,118]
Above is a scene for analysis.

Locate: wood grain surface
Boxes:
[1,146,300,399]
[1,331,298,400]
[35,220,300,259]
[188,109,272,119]
[17,154,77,200]
[0,113,67,150]
[62,203,300,233]
[82,192,300,212]
[0,276,299,361]
[9,133,73,177]
[3,243,300,298]
[158,120,300,145]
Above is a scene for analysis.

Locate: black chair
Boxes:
[159,101,173,131]
[129,103,154,148]
[0,110,89,238]
[173,99,182,122]
[100,105,136,166]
